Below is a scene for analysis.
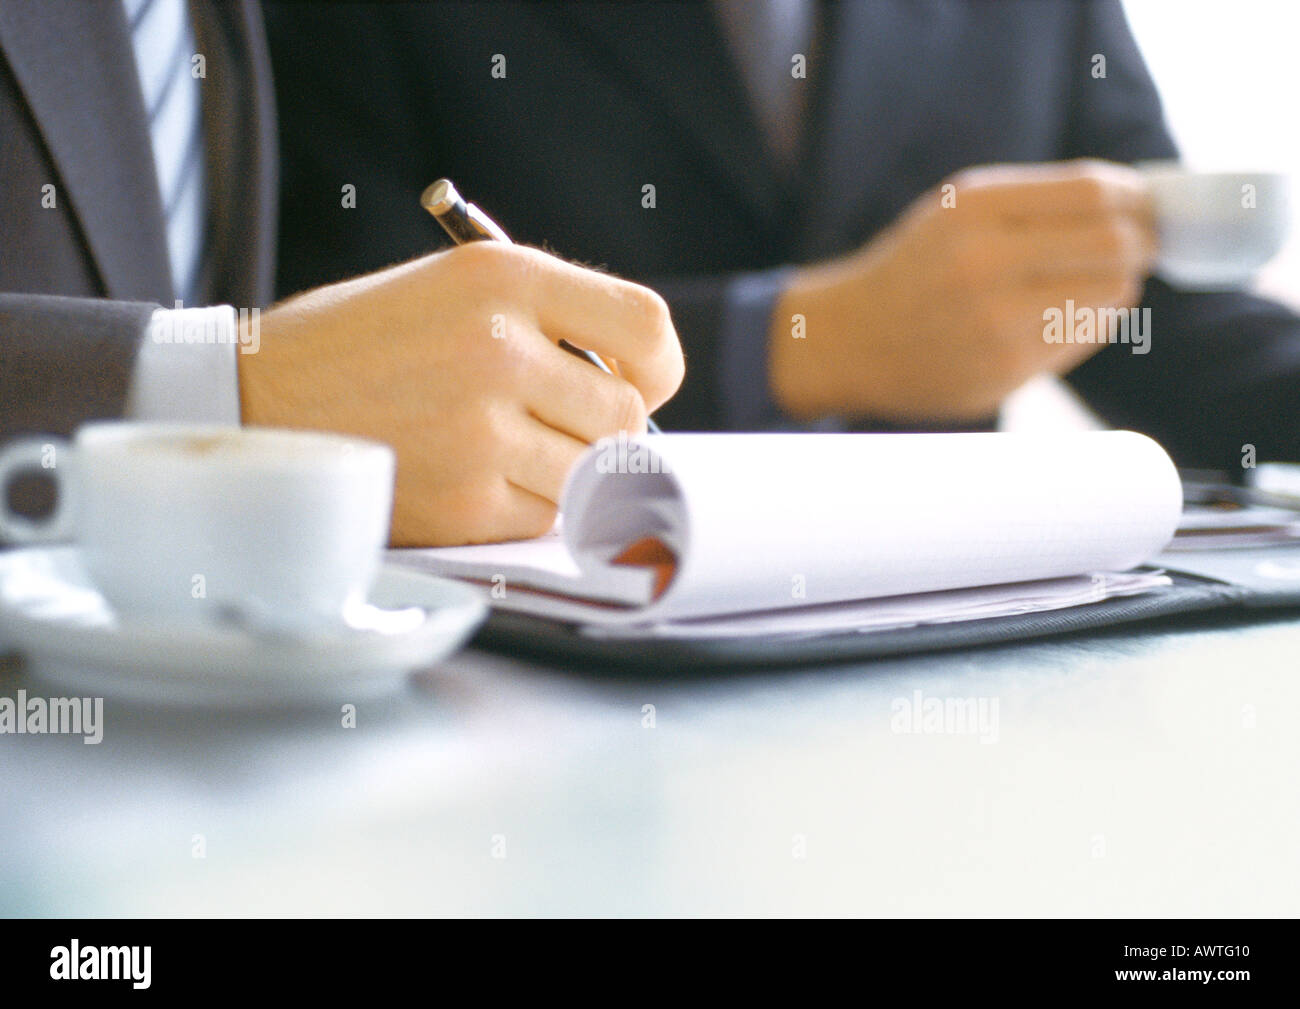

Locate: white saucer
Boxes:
[0,546,487,706]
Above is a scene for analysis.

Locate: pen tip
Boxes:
[420,178,460,215]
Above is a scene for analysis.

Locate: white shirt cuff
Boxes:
[124,305,243,424]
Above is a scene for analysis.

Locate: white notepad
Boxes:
[394,431,1183,633]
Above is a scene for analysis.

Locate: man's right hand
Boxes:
[768,159,1157,422]
[238,243,683,546]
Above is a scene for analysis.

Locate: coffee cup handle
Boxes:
[0,436,75,545]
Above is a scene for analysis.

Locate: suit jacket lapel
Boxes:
[0,0,172,301]
[554,1,786,232]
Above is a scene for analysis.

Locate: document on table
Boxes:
[395,431,1183,636]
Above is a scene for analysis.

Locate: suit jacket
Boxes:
[266,0,1300,471]
[0,0,277,439]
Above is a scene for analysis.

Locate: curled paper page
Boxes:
[556,431,1182,622]
[400,431,1183,626]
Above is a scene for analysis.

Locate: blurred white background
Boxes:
[1004,0,1300,431]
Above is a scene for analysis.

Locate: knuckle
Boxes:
[477,403,513,450]
[444,241,519,289]
[461,315,533,385]
[448,403,507,468]
[620,283,675,354]
[482,321,532,382]
[635,285,674,334]
[459,310,503,350]
[485,406,530,470]
[1075,170,1112,209]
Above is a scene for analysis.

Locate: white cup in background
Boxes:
[1139,163,1290,290]
[0,423,395,633]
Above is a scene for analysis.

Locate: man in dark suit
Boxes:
[266,0,1300,472]
[0,0,683,545]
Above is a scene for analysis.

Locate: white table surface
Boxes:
[2,604,1298,917]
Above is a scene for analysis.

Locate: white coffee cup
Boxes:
[1139,163,1290,290]
[0,423,395,633]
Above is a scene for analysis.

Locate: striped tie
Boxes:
[122,0,207,305]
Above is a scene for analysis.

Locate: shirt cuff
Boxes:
[124,305,242,424]
[717,267,799,429]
